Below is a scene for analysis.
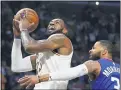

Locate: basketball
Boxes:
[14,8,39,32]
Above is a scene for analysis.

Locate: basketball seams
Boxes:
[14,8,39,32]
[15,8,39,23]
[26,12,38,23]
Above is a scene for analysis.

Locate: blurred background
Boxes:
[1,1,120,90]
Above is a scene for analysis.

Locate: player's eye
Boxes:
[56,22,59,24]
[50,23,54,25]
[92,47,95,49]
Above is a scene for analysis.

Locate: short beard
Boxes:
[89,56,100,60]
[89,52,101,60]
[46,29,63,36]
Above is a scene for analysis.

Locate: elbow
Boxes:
[11,67,19,72]
[24,45,34,54]
[11,63,23,72]
[25,46,30,52]
[11,65,22,72]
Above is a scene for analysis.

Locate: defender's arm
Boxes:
[38,60,100,81]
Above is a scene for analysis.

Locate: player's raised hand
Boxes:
[13,10,35,33]
[18,75,39,89]
[18,10,29,30]
[13,18,21,38]
[19,10,35,31]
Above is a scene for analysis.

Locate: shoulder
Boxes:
[84,60,100,66]
[47,34,69,44]
[48,34,66,40]
[84,60,101,73]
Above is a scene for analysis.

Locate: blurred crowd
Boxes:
[1,1,120,90]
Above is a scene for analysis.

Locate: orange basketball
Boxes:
[14,8,39,32]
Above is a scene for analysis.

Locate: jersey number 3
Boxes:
[111,77,120,89]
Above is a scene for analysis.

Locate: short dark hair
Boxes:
[98,40,113,55]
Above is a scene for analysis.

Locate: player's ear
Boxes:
[62,28,68,34]
[102,49,108,55]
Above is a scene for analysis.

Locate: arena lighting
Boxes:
[96,1,99,5]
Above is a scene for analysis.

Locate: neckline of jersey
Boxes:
[103,58,113,61]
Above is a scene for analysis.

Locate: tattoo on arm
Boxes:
[21,33,66,53]
[21,30,36,50]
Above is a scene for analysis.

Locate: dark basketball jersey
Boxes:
[91,58,120,90]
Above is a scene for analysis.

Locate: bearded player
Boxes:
[11,12,73,89]
[18,40,120,90]
[38,40,120,90]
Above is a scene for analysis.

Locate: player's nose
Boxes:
[89,49,92,54]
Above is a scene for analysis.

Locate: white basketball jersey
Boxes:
[34,47,73,89]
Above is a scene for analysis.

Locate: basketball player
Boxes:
[18,40,120,90]
[11,14,73,89]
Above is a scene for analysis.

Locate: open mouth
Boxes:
[89,54,92,57]
[48,29,55,32]
[46,29,56,35]
[49,28,55,30]
[47,25,54,31]
[48,25,55,30]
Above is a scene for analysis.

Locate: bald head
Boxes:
[98,40,113,55]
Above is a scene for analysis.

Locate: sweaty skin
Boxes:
[13,17,72,70]
[13,15,73,89]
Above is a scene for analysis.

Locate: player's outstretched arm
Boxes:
[17,60,100,88]
[17,60,99,89]
[38,60,100,81]
[11,19,36,72]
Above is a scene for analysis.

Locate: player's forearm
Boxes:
[21,30,51,53]
[39,64,88,82]
[21,30,37,53]
[11,38,33,72]
[50,64,88,80]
